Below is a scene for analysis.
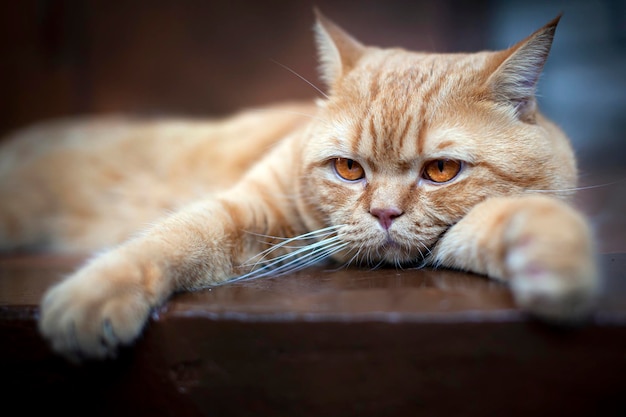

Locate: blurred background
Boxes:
[1,0,625,250]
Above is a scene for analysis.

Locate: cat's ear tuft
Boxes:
[487,15,561,121]
[313,9,365,89]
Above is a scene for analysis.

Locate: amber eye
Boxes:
[422,159,462,183]
[333,158,365,181]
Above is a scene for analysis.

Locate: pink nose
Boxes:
[370,207,403,230]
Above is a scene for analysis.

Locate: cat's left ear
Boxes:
[313,9,366,90]
[486,15,561,121]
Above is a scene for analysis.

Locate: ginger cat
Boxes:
[0,12,598,360]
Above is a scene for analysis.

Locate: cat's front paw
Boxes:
[505,197,599,322]
[39,257,153,361]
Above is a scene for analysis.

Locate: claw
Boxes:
[102,318,117,347]
[68,321,81,353]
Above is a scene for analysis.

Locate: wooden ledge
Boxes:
[1,254,626,416]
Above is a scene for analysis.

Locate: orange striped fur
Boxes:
[0,12,598,360]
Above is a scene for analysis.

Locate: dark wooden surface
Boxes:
[1,252,626,417]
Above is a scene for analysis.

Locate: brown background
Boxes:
[0,1,491,134]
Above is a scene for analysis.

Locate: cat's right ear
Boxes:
[486,15,561,122]
[314,9,365,90]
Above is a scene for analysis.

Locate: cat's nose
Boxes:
[370,207,403,230]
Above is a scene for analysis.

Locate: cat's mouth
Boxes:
[381,236,402,250]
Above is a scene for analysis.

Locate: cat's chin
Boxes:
[332,237,428,267]
[378,243,425,266]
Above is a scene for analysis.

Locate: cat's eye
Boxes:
[333,158,365,181]
[422,159,462,183]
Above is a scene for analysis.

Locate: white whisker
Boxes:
[243,225,342,269]
[268,241,349,276]
[266,239,346,271]
[223,225,347,283]
[270,59,329,99]
[243,235,342,269]
[231,239,348,282]
[526,178,626,194]
[244,224,340,242]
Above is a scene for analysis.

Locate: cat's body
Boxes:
[0,12,598,360]
[0,103,314,252]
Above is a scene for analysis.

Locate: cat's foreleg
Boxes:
[430,195,599,321]
[38,196,278,361]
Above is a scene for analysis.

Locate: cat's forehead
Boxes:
[332,49,495,125]
[321,49,493,164]
[354,49,493,90]
[322,110,479,169]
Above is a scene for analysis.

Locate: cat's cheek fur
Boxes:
[297,165,351,229]
[432,195,599,322]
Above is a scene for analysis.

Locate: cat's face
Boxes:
[295,15,576,266]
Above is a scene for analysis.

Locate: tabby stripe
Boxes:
[368,67,382,103]
[360,66,383,157]
[352,117,364,154]
[368,115,379,160]
[478,161,542,189]
[416,66,447,154]
[434,140,454,151]
[395,114,413,155]
[416,104,429,155]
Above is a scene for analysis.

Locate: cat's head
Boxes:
[296,12,577,266]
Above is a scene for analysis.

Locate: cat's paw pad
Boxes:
[505,200,599,322]
[39,261,151,361]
